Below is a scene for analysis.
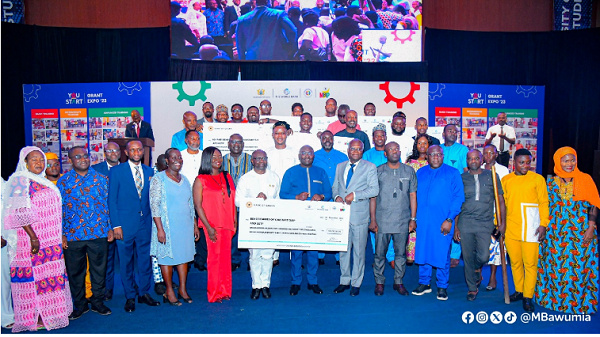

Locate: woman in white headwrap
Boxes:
[2,146,72,332]
[183,0,208,40]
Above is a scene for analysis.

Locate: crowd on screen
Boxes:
[170,0,421,60]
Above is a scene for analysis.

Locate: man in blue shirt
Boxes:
[313,130,347,265]
[171,111,201,151]
[57,146,114,319]
[441,123,469,268]
[280,145,332,296]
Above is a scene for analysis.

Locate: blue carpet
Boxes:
[2,241,599,334]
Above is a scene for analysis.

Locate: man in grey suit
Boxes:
[332,139,379,296]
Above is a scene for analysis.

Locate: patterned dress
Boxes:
[535,177,598,314]
[4,178,72,332]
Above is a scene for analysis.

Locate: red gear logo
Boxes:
[391,30,415,44]
[379,81,421,108]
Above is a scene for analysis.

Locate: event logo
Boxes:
[283,88,291,95]
[391,30,416,44]
[253,88,270,99]
[379,81,420,108]
[172,81,212,106]
[257,89,265,95]
[118,82,143,95]
[468,93,485,105]
[274,88,299,98]
[319,88,330,98]
[245,202,253,208]
[66,93,83,105]
[303,89,313,98]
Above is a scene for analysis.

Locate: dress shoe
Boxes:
[124,298,136,312]
[350,286,360,296]
[333,284,350,293]
[467,289,478,301]
[289,284,301,296]
[273,259,280,267]
[91,303,112,315]
[307,284,323,294]
[69,306,89,320]
[232,263,240,271]
[437,288,448,301]
[389,261,395,269]
[251,288,261,300]
[103,289,113,301]
[138,293,161,306]
[374,284,384,296]
[523,297,535,312]
[393,284,409,296]
[154,281,167,296]
[509,291,523,302]
[163,294,182,306]
[261,287,272,299]
[178,293,193,304]
[412,284,432,296]
[318,258,325,265]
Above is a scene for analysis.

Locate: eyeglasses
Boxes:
[232,109,242,112]
[105,149,119,153]
[229,140,243,144]
[261,104,271,107]
[300,151,313,156]
[47,163,60,168]
[252,156,267,161]
[73,154,90,160]
[429,153,443,158]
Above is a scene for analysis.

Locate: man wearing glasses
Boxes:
[57,146,114,319]
[228,103,248,123]
[45,152,62,184]
[258,100,279,124]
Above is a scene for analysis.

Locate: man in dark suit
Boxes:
[108,140,160,312]
[235,0,297,60]
[331,139,379,297]
[91,141,121,301]
[224,0,241,38]
[125,110,155,141]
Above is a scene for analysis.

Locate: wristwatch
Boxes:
[445,218,452,223]
[410,217,417,221]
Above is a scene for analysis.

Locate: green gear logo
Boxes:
[172,81,212,106]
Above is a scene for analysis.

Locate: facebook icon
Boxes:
[462,311,474,324]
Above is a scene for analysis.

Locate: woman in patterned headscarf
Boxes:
[535,146,599,314]
[2,146,72,332]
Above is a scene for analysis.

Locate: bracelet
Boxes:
[30,239,39,242]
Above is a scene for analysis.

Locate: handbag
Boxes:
[406,231,416,263]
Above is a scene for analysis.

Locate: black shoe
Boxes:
[467,290,478,301]
[138,293,161,306]
[177,293,193,304]
[194,262,207,271]
[350,286,360,296]
[333,284,350,293]
[154,282,167,296]
[251,288,261,300]
[91,303,112,315]
[412,284,432,296]
[273,260,279,267]
[509,291,523,302]
[307,284,323,294]
[289,284,301,296]
[103,289,113,301]
[393,284,409,296]
[68,307,89,320]
[523,297,535,312]
[318,258,325,265]
[374,284,384,296]
[437,288,448,301]
[163,295,182,306]
[124,298,136,313]
[232,263,240,271]
[261,287,272,299]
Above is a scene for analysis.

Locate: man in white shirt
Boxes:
[484,112,516,168]
[386,112,416,164]
[288,113,322,151]
[266,121,298,265]
[235,149,281,300]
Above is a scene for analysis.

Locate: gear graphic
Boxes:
[428,83,446,100]
[23,84,42,102]
[515,85,537,98]
[118,82,143,95]
[172,81,212,106]
[379,81,421,108]
[391,30,415,44]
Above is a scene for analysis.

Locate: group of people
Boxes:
[170,0,421,61]
[1,95,598,333]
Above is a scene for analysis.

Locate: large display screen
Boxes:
[170,0,422,62]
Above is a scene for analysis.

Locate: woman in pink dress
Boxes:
[2,146,72,332]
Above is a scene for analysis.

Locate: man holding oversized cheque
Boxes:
[331,139,379,297]
[234,150,281,300]
[280,145,333,296]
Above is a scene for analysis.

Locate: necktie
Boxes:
[499,126,504,152]
[135,166,143,198]
[136,123,140,138]
[346,163,355,188]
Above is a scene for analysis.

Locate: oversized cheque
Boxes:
[238,199,350,251]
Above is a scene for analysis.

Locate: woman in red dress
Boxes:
[192,147,236,303]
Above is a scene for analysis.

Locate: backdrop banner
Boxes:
[554,0,592,30]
